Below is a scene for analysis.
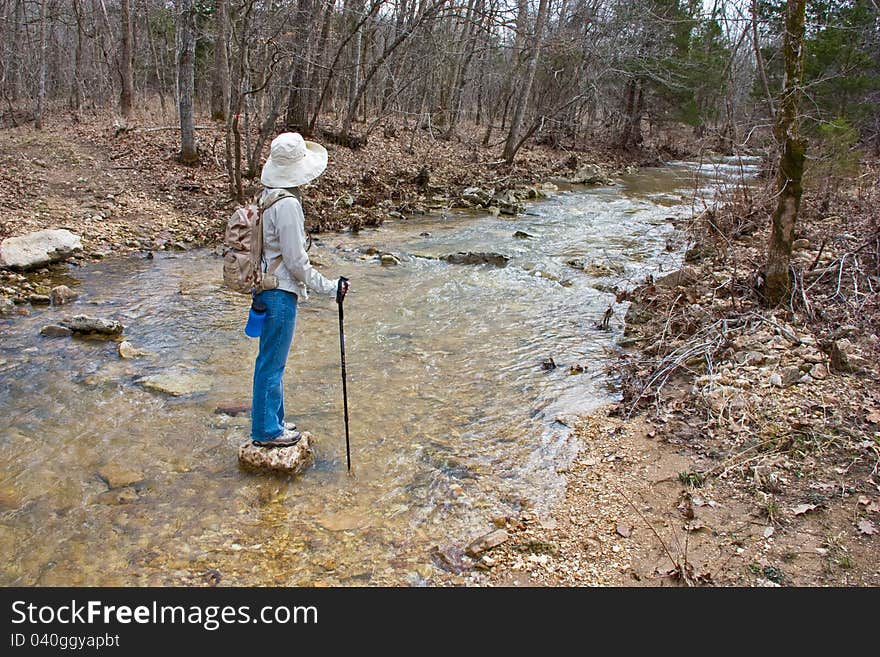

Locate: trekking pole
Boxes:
[336,277,351,472]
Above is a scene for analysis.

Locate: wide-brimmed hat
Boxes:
[260,132,328,188]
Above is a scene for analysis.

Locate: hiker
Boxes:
[251,132,349,448]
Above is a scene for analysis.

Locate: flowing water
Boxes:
[0,157,758,585]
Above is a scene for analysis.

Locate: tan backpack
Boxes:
[222,189,294,294]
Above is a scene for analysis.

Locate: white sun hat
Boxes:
[260,132,328,188]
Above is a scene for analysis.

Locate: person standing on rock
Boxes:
[251,132,349,448]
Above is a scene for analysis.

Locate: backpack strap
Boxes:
[256,189,297,282]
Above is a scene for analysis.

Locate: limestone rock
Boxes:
[28,294,51,305]
[97,464,144,489]
[0,297,14,315]
[238,432,315,476]
[780,366,804,387]
[380,254,399,266]
[60,315,124,335]
[136,371,212,396]
[624,301,652,326]
[117,341,155,359]
[40,324,73,338]
[0,229,83,270]
[492,189,524,215]
[50,285,78,305]
[809,363,829,380]
[830,338,865,373]
[443,252,509,268]
[569,163,610,185]
[655,265,698,289]
[461,187,493,207]
[464,529,509,558]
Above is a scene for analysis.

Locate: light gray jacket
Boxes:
[260,190,336,300]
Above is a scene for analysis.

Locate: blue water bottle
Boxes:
[244,295,267,338]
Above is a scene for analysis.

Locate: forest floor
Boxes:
[457,167,880,587]
[2,114,878,587]
[0,113,641,271]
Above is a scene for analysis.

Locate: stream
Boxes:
[0,157,758,585]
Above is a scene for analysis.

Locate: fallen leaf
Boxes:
[792,504,818,516]
[858,496,880,513]
[857,519,877,535]
[866,408,880,424]
[616,523,632,538]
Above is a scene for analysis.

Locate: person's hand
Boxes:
[336,276,350,304]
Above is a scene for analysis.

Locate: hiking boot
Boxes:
[252,428,302,449]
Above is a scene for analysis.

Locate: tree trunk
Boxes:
[120,0,134,117]
[285,0,317,133]
[211,0,230,121]
[764,0,807,306]
[619,78,645,150]
[177,0,198,164]
[502,0,549,163]
[34,0,48,129]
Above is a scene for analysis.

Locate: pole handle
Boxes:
[336,276,350,305]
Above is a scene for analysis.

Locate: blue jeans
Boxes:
[251,289,298,441]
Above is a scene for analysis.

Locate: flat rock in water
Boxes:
[137,371,212,396]
[50,285,78,305]
[443,252,509,268]
[238,432,315,476]
[118,340,156,359]
[61,315,124,335]
[0,229,83,270]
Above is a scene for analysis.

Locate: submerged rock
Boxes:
[443,252,509,268]
[28,294,51,305]
[40,324,73,338]
[97,464,144,489]
[464,529,509,557]
[0,229,83,270]
[513,231,535,239]
[60,315,124,335]
[0,297,14,315]
[94,486,140,505]
[214,403,251,417]
[50,285,78,305]
[238,432,315,476]
[136,371,212,396]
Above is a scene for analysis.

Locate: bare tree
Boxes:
[503,0,549,163]
[764,0,808,305]
[177,0,198,164]
[34,0,49,129]
[211,0,230,120]
[120,0,134,117]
